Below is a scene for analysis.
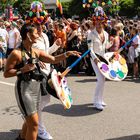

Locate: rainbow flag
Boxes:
[56,0,63,14]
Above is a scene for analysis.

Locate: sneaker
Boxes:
[93,103,104,111]
[38,129,53,140]
[102,101,107,107]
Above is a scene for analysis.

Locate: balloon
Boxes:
[87,4,91,8]
[107,0,112,5]
[40,16,44,21]
[29,11,33,17]
[83,4,86,8]
[102,2,106,6]
[97,1,100,5]
[44,11,48,16]
[92,3,97,8]
[83,0,86,3]
[88,0,93,3]
[113,2,117,5]
[31,1,42,12]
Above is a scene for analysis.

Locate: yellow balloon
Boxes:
[102,2,105,6]
[88,0,93,3]
[83,4,86,8]
[113,2,117,5]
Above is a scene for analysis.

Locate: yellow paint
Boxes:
[119,57,126,65]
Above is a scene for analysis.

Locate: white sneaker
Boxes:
[38,129,53,140]
[102,101,107,106]
[93,103,104,111]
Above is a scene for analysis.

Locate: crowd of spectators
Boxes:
[0,15,140,79]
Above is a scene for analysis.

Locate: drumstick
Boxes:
[109,34,138,62]
[61,47,108,77]
[47,49,91,89]
[61,49,91,77]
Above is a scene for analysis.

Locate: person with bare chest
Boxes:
[87,9,112,111]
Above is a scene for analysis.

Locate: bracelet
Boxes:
[64,52,69,58]
[16,69,22,75]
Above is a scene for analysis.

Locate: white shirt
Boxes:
[133,34,140,57]
[87,28,109,59]
[0,28,8,48]
[8,28,21,49]
[133,34,140,48]
[32,32,60,75]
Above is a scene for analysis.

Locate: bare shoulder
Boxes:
[6,48,22,64]
[10,49,21,59]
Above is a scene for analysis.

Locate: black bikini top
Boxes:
[16,44,43,81]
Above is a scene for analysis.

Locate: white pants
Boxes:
[128,46,135,63]
[128,46,140,63]
[38,93,50,130]
[91,59,105,104]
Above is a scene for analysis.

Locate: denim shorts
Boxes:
[0,51,6,59]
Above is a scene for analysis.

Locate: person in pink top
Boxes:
[109,28,120,52]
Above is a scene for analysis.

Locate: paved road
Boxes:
[0,72,140,140]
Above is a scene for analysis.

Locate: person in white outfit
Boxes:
[87,13,112,111]
[0,21,8,71]
[32,23,61,140]
[128,28,140,79]
[6,22,21,57]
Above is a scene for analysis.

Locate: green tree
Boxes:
[68,0,139,18]
[107,0,140,17]
[68,0,91,19]
[119,0,138,17]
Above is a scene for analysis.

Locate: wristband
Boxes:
[64,52,68,58]
[16,69,22,75]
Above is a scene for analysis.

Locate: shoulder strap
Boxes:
[20,44,26,65]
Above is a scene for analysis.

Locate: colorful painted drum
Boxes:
[51,69,72,109]
[117,70,125,79]
[119,57,126,65]
[101,63,109,73]
[109,70,117,79]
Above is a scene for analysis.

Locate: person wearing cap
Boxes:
[87,10,112,111]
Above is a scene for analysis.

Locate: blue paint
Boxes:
[109,70,117,79]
